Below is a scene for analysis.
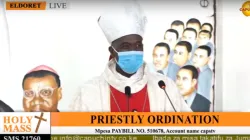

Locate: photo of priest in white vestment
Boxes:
[70,0,192,112]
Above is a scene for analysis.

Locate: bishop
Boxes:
[70,0,191,112]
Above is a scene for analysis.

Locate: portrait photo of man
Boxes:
[176,65,210,112]
[163,29,179,51]
[197,30,212,46]
[163,29,179,62]
[22,65,62,112]
[181,28,197,49]
[171,20,184,40]
[173,41,192,67]
[150,42,179,81]
[186,18,201,37]
[192,45,213,100]
[201,23,213,33]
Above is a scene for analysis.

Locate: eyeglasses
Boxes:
[23,87,57,99]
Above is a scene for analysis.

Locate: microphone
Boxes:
[125,86,131,112]
[158,80,177,112]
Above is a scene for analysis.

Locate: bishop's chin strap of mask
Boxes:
[111,46,144,74]
[111,46,119,62]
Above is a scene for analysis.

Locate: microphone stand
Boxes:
[127,96,130,112]
[125,86,131,112]
[158,81,177,112]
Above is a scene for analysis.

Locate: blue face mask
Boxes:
[112,47,144,74]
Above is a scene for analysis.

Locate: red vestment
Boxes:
[110,85,150,112]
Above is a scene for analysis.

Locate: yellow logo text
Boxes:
[3,116,32,132]
[240,1,250,16]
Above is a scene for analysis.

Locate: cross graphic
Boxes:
[34,112,47,133]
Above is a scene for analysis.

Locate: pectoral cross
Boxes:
[35,112,47,133]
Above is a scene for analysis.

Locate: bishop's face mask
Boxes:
[112,46,144,74]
